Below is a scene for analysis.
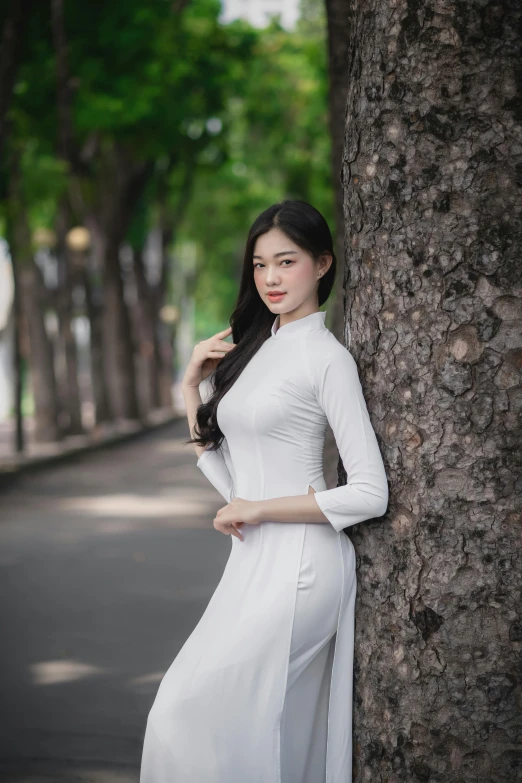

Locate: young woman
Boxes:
[140,199,389,783]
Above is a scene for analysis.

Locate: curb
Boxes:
[0,409,185,490]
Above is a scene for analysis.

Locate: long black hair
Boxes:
[188,199,337,453]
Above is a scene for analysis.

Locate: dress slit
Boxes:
[279,487,343,783]
[276,519,308,783]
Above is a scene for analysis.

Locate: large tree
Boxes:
[3,0,255,430]
[325,0,521,780]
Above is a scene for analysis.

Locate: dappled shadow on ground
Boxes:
[0,422,231,775]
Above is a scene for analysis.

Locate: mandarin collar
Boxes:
[271,310,327,339]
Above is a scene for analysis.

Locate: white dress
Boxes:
[140,309,388,783]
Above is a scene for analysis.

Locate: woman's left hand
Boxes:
[213,498,261,541]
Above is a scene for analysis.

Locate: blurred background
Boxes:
[0,1,341,780]
[0,0,338,462]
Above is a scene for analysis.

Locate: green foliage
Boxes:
[2,0,334,338]
[180,7,334,331]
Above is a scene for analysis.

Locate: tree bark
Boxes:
[85,153,153,421]
[6,158,61,443]
[87,221,140,421]
[10,249,24,452]
[18,262,62,443]
[325,0,352,333]
[133,244,161,412]
[328,0,522,780]
[82,258,111,425]
[53,202,85,435]
[324,0,354,491]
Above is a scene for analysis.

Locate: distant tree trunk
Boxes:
[57,259,85,435]
[82,259,110,425]
[156,222,176,408]
[134,245,161,411]
[155,165,197,407]
[18,262,61,443]
[88,221,140,421]
[54,203,84,435]
[6,159,61,443]
[83,153,152,421]
[10,251,24,452]
[327,0,522,780]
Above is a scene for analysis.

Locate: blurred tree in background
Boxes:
[0,0,333,447]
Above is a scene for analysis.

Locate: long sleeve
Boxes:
[196,375,235,503]
[312,346,389,533]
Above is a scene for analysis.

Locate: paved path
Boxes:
[0,421,231,782]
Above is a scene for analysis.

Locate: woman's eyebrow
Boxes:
[253,250,298,260]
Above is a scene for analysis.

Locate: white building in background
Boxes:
[219,0,301,30]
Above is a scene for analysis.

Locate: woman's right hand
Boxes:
[182,326,237,389]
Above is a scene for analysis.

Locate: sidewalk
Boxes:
[0,382,188,480]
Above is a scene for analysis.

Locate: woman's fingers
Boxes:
[231,524,243,541]
[206,343,236,361]
[213,519,244,541]
[207,350,232,358]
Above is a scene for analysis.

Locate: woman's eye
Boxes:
[253,260,293,269]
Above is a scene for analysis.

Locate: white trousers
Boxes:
[281,521,343,783]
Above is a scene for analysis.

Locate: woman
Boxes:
[140,199,389,783]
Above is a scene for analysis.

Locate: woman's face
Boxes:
[252,228,330,317]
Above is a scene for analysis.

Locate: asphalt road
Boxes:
[0,420,232,782]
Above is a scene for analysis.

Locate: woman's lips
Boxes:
[268,293,286,301]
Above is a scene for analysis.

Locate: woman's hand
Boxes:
[182,326,236,389]
[213,498,262,542]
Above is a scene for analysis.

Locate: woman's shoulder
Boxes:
[306,327,356,365]
[301,328,359,391]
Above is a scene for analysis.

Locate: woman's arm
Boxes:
[183,378,235,504]
[255,345,389,532]
[182,379,210,461]
[183,328,237,504]
[255,486,331,524]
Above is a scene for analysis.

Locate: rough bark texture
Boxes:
[325,0,353,329]
[332,0,522,780]
[324,0,354,490]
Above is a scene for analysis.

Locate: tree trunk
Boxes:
[324,0,353,491]
[9,241,25,453]
[18,263,61,443]
[88,222,140,421]
[153,166,196,409]
[328,0,522,780]
[53,204,85,435]
[82,259,111,425]
[133,244,161,411]
[84,153,153,421]
[325,0,352,334]
[6,160,61,444]
[157,224,176,408]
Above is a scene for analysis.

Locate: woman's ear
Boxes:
[318,251,333,277]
